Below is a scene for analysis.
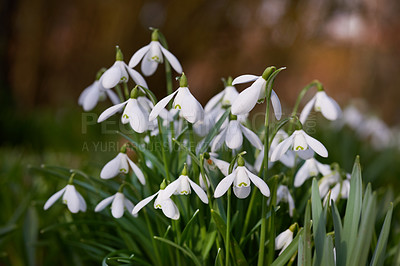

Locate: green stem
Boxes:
[157,117,171,182]
[143,209,162,265]
[188,123,199,179]
[123,82,130,100]
[115,84,125,102]
[225,187,232,266]
[288,80,320,133]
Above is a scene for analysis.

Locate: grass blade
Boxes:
[311,178,326,265]
[370,203,393,266]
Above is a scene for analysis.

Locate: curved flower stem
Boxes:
[287,80,321,133]
[225,187,232,266]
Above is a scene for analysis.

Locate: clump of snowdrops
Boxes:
[40,28,393,266]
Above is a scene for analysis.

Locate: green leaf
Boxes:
[271,228,304,266]
[342,156,363,266]
[298,201,312,266]
[311,178,326,265]
[138,85,158,106]
[198,108,230,155]
[172,138,201,167]
[154,236,202,266]
[331,200,343,264]
[202,230,217,261]
[370,203,393,266]
[180,209,200,245]
[211,209,248,266]
[321,235,335,266]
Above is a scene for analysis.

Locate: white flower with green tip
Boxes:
[211,117,263,152]
[101,46,147,89]
[100,146,145,185]
[132,181,180,220]
[275,225,296,255]
[95,191,136,219]
[128,29,182,76]
[149,73,204,124]
[300,90,342,124]
[276,185,295,217]
[214,156,270,199]
[44,184,86,213]
[97,87,150,133]
[271,129,328,161]
[231,67,283,119]
[294,158,332,187]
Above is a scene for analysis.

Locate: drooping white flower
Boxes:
[294,158,332,187]
[211,118,263,152]
[95,192,136,218]
[214,157,270,199]
[319,171,341,198]
[231,67,283,119]
[300,90,342,124]
[101,46,147,89]
[254,130,296,172]
[97,88,150,133]
[323,173,351,206]
[131,182,180,220]
[204,80,239,113]
[271,129,328,161]
[275,226,295,255]
[163,165,208,204]
[149,73,204,124]
[276,185,295,217]
[44,184,86,213]
[100,148,145,185]
[79,78,120,111]
[128,30,182,76]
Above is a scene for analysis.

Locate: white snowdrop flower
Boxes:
[204,78,239,113]
[149,73,204,124]
[128,29,182,76]
[300,90,342,124]
[132,181,180,220]
[193,107,221,137]
[97,87,150,133]
[163,164,208,204]
[214,156,270,199]
[79,70,120,111]
[319,170,341,198]
[254,130,296,172]
[100,146,145,185]
[199,173,210,190]
[271,129,328,162]
[323,173,351,206]
[44,184,86,213]
[294,158,332,187]
[95,191,136,219]
[203,153,230,176]
[231,67,283,119]
[358,116,393,149]
[101,46,147,89]
[276,185,295,217]
[342,105,364,131]
[211,117,262,152]
[275,225,296,255]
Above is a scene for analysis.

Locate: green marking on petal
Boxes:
[295,146,304,151]
[120,168,127,173]
[151,56,160,62]
[174,104,181,109]
[120,77,127,82]
[238,182,248,187]
[155,204,161,209]
[180,190,189,195]
[123,114,129,119]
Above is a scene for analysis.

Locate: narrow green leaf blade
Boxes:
[180,209,200,245]
[311,178,326,265]
[370,203,393,266]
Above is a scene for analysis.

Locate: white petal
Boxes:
[231,77,263,115]
[204,90,224,113]
[254,150,264,172]
[162,179,181,199]
[293,131,308,151]
[44,187,67,210]
[294,162,310,187]
[245,168,270,197]
[233,186,251,199]
[297,149,315,160]
[275,229,291,250]
[105,89,121,105]
[159,44,183,74]
[82,83,100,111]
[240,124,263,150]
[121,99,134,124]
[100,153,123,179]
[188,178,209,204]
[303,132,328,157]
[111,192,125,218]
[102,62,121,89]
[225,120,243,150]
[317,92,342,121]
[212,157,230,176]
[161,198,180,220]
[211,128,227,152]
[77,192,87,212]
[279,151,296,168]
[125,66,148,88]
[214,171,237,198]
[124,199,135,215]
[127,157,146,185]
[128,44,151,68]
[131,192,159,215]
[128,100,150,133]
[63,185,80,213]
[316,161,332,176]
[149,90,179,121]
[270,89,282,120]
[299,97,316,124]
[270,135,294,162]
[97,100,128,123]
[79,83,93,106]
[94,195,115,212]
[141,56,159,76]
[232,74,259,85]
[288,193,295,217]
[175,87,204,123]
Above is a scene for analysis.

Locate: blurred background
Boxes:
[1,0,400,265]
